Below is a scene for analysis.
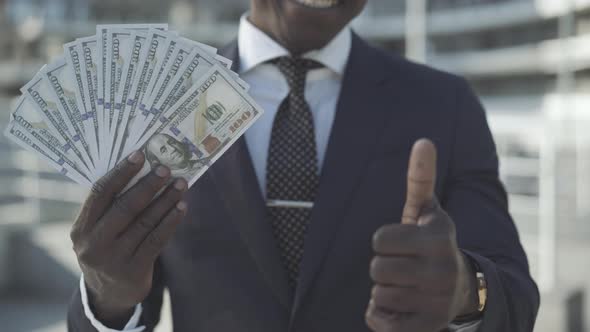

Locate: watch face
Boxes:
[476,272,487,312]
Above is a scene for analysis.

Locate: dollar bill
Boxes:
[125,66,263,191]
[21,70,94,176]
[138,40,192,122]
[174,37,243,86]
[101,25,168,138]
[139,36,244,116]
[76,36,105,174]
[131,44,249,148]
[105,29,133,141]
[96,25,109,134]
[129,41,195,145]
[133,36,181,131]
[96,24,168,174]
[63,41,100,163]
[130,38,237,145]
[131,47,236,146]
[44,57,98,168]
[96,24,168,114]
[111,29,177,166]
[177,36,218,56]
[5,97,93,186]
[6,24,263,193]
[108,32,149,169]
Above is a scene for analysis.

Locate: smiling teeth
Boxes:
[294,0,340,9]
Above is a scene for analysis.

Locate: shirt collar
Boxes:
[237,13,351,76]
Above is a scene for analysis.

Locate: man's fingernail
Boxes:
[174,179,187,191]
[176,201,187,211]
[155,166,170,178]
[128,151,143,164]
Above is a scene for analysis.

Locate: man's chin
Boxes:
[277,0,363,52]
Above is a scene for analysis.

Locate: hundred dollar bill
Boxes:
[5,97,93,186]
[108,32,148,169]
[127,38,177,145]
[125,66,263,191]
[134,35,199,127]
[63,41,100,162]
[156,47,248,117]
[76,37,105,174]
[105,29,133,141]
[130,46,248,148]
[112,29,177,166]
[6,123,93,187]
[129,42,195,145]
[131,38,236,145]
[102,25,168,139]
[136,38,191,124]
[175,37,243,86]
[139,36,239,114]
[97,25,108,135]
[21,70,94,176]
[97,24,168,118]
[45,57,98,168]
[177,36,218,57]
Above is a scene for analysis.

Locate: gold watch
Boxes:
[476,271,487,312]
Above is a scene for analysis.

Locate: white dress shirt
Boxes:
[240,15,349,195]
[81,14,480,332]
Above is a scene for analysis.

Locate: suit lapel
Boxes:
[209,41,293,309]
[292,34,396,316]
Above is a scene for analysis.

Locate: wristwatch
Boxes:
[454,258,487,323]
[476,271,487,312]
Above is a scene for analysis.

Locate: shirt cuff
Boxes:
[449,320,482,332]
[79,276,145,332]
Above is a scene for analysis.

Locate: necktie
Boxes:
[266,56,322,289]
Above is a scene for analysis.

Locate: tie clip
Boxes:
[266,200,314,209]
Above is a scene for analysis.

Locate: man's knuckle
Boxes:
[119,242,137,260]
[148,232,163,249]
[374,288,396,306]
[144,173,165,192]
[369,257,381,281]
[112,197,135,219]
[70,227,81,243]
[439,218,453,233]
[90,179,108,195]
[137,217,153,231]
[372,226,389,248]
[163,188,183,204]
[77,246,95,265]
[424,234,451,254]
[114,159,130,172]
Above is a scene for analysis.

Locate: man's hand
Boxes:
[70,151,188,328]
[366,139,478,332]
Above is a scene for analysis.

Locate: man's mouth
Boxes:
[292,0,341,9]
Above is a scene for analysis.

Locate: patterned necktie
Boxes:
[266,56,322,289]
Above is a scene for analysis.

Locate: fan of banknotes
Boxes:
[4,24,263,190]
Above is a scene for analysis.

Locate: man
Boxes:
[68,0,540,331]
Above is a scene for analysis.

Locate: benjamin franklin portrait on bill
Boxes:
[143,133,207,178]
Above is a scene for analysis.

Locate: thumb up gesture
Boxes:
[366,139,478,332]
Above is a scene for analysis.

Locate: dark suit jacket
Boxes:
[68,34,540,332]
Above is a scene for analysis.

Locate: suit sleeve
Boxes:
[440,78,540,332]
[67,258,166,332]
